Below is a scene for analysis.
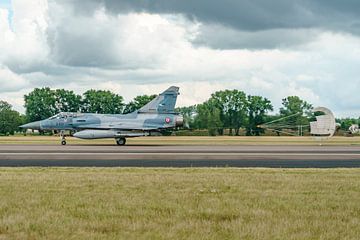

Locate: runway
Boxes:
[0,144,360,167]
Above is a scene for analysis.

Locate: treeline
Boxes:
[24,87,156,122]
[0,101,25,135]
[180,92,359,136]
[0,87,359,136]
[177,91,313,136]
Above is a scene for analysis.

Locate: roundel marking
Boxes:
[165,117,171,123]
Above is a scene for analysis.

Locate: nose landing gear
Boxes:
[60,130,66,145]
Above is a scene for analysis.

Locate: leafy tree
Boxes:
[24,88,57,122]
[55,89,82,113]
[0,101,23,135]
[82,90,124,114]
[0,101,12,112]
[123,94,157,114]
[280,96,313,126]
[194,101,222,136]
[193,104,208,130]
[24,88,83,122]
[210,90,248,135]
[246,95,273,136]
[207,107,223,136]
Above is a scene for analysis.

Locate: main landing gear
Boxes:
[116,138,126,146]
[60,130,66,145]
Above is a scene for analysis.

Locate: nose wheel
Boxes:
[60,131,66,145]
[116,138,126,146]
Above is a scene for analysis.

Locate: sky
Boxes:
[0,0,359,117]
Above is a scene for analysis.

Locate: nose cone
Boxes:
[20,121,42,130]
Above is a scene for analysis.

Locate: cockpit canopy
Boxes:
[48,112,84,120]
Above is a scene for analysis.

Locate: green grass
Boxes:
[0,135,360,145]
[0,168,360,239]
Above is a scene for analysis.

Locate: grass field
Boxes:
[0,168,360,239]
[0,135,359,145]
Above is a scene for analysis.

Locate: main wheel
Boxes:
[116,138,126,146]
[61,140,67,145]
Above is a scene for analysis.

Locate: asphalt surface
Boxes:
[0,144,360,168]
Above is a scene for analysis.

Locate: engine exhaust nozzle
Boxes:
[175,115,184,127]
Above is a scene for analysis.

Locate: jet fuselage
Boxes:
[20,86,183,145]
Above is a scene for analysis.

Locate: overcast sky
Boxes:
[0,0,360,117]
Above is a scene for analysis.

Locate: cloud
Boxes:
[192,24,321,49]
[99,0,312,30]
[0,0,359,118]
[0,0,49,73]
[57,0,360,50]
[69,0,360,34]
[47,2,198,69]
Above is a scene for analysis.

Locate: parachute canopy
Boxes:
[258,106,337,138]
[309,107,336,138]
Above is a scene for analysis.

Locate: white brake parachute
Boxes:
[309,107,336,138]
[258,106,338,138]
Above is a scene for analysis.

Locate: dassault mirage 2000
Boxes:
[20,86,183,145]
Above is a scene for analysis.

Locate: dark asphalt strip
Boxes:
[1,150,360,154]
[1,159,360,168]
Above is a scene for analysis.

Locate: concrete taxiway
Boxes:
[0,144,360,167]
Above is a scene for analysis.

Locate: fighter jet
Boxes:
[20,86,183,145]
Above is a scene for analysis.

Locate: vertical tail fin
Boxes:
[138,86,179,114]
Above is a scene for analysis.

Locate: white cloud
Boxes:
[0,0,49,74]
